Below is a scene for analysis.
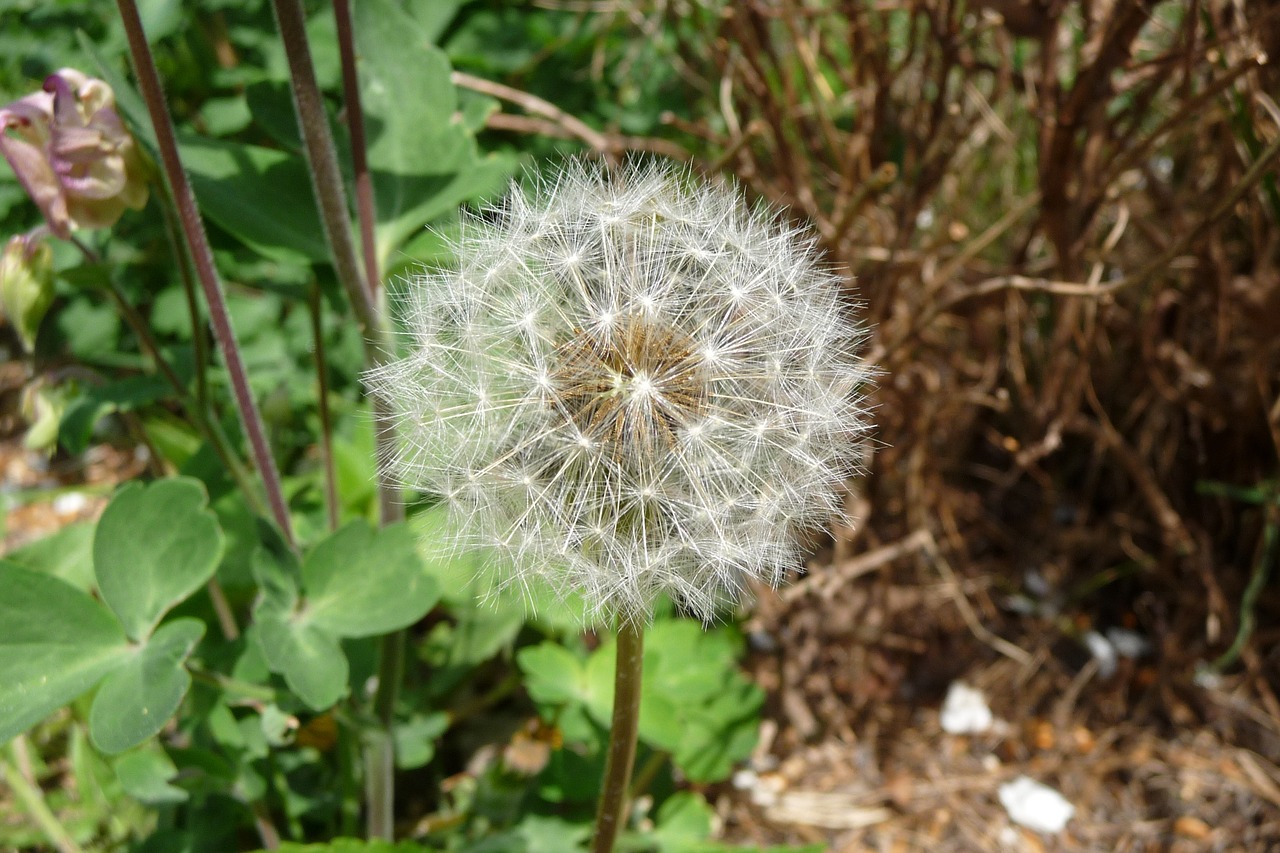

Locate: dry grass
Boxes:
[608,0,1280,847]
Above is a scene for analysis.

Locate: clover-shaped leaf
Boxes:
[95,478,224,641]
[252,521,440,710]
[0,563,129,745]
[90,618,206,754]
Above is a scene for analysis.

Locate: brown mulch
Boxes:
[715,554,1280,852]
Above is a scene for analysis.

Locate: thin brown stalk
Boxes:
[333,0,380,298]
[451,71,614,158]
[116,0,296,548]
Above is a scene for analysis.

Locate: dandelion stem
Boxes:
[592,619,644,853]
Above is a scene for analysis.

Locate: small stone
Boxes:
[999,776,1075,834]
[940,681,994,734]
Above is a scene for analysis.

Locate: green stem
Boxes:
[364,625,405,838]
[592,619,645,853]
[1208,512,1278,673]
[269,1,407,838]
[99,280,261,512]
[628,749,668,800]
[2,745,84,853]
[189,667,279,703]
[308,285,339,531]
[158,193,210,410]
[116,0,296,549]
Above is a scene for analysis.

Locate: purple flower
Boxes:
[0,69,148,237]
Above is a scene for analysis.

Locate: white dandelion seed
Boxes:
[366,159,874,623]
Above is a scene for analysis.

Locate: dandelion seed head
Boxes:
[367,159,874,623]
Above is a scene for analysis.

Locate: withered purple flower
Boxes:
[0,69,148,237]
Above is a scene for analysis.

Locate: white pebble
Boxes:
[999,776,1075,833]
[1083,630,1118,678]
[1106,627,1150,659]
[53,492,89,515]
[940,681,993,734]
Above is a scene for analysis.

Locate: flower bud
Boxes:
[21,380,70,454]
[0,69,149,237]
[0,233,54,352]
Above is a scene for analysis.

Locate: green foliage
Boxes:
[95,478,225,642]
[0,1,781,850]
[181,136,329,263]
[0,563,130,746]
[89,618,206,753]
[254,520,441,709]
[519,620,764,785]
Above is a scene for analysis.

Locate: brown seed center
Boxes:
[551,315,706,460]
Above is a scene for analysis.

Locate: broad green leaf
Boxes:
[59,375,172,455]
[569,621,762,782]
[251,545,349,711]
[4,521,95,591]
[95,478,225,641]
[355,0,513,267]
[650,792,714,850]
[300,521,440,638]
[115,747,188,805]
[520,637,615,745]
[512,815,592,853]
[250,521,438,711]
[517,643,585,705]
[671,680,762,784]
[0,563,129,745]
[90,618,205,754]
[256,604,348,711]
[179,136,327,264]
[393,711,449,769]
[405,0,468,43]
[584,636,619,725]
[645,621,740,704]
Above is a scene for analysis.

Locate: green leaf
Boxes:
[645,621,740,705]
[257,603,348,711]
[512,815,592,853]
[95,478,225,642]
[393,711,449,769]
[650,792,715,850]
[251,545,350,711]
[300,520,440,638]
[179,135,328,264]
[4,521,95,591]
[0,563,129,745]
[517,643,586,705]
[250,522,438,711]
[90,618,205,754]
[671,680,762,783]
[115,747,188,805]
[355,0,513,268]
[59,375,173,455]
